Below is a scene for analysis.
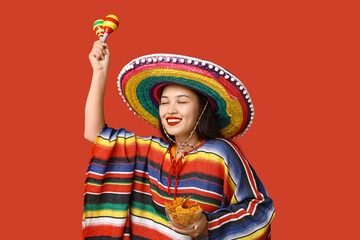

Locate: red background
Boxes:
[1,0,359,239]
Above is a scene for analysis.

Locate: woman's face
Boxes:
[159,85,200,141]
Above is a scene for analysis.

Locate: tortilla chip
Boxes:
[165,196,202,227]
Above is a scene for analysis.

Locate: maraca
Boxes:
[93,19,104,40]
[102,14,119,42]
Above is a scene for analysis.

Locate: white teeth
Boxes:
[167,119,181,123]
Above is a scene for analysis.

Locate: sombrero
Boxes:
[117,53,254,139]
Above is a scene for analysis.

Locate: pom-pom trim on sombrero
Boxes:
[117,53,254,139]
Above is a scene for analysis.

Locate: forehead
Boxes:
[161,84,198,98]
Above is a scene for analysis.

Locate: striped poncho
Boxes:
[83,125,275,240]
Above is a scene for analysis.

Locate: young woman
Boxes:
[83,40,275,240]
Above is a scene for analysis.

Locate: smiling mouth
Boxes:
[166,117,182,126]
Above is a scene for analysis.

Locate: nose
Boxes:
[167,102,178,114]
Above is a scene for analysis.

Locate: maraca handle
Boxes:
[102,33,109,42]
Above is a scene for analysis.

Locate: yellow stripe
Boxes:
[94,136,117,147]
[117,135,136,145]
[185,152,227,165]
[106,14,119,21]
[130,207,168,226]
[83,209,128,218]
[135,138,167,152]
[94,135,136,147]
[124,68,243,138]
[95,135,168,154]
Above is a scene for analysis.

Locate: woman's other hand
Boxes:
[169,213,208,238]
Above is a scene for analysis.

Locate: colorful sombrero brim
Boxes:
[117,53,254,139]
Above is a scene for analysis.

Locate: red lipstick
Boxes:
[166,117,182,126]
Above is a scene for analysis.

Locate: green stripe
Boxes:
[84,202,129,212]
[131,201,168,221]
[136,76,230,128]
[93,20,104,27]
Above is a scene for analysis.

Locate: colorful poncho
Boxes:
[82,125,275,239]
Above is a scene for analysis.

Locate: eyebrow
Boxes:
[161,95,191,99]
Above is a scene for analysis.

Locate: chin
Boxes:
[164,127,180,137]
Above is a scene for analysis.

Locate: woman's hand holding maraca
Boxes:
[89,40,110,72]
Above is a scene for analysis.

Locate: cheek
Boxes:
[159,107,165,117]
[159,108,167,125]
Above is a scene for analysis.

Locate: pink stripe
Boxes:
[121,63,218,90]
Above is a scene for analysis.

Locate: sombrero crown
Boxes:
[117,53,254,139]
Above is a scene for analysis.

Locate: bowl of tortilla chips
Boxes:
[165,196,203,229]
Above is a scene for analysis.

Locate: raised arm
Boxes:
[84,40,110,142]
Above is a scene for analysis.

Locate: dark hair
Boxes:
[158,86,224,143]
